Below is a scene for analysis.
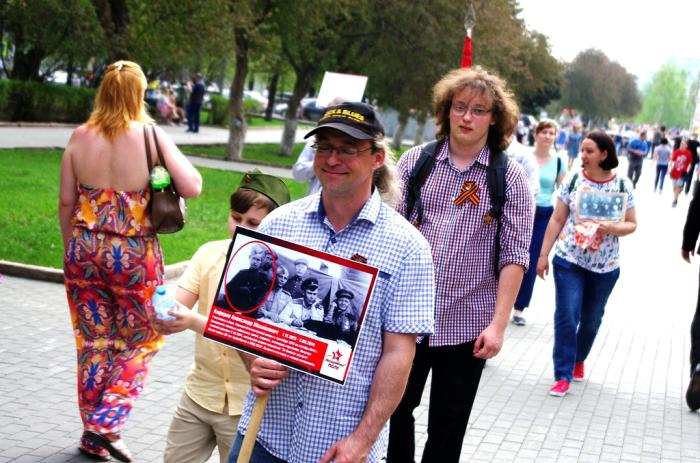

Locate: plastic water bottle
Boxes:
[152,285,177,320]
[150,166,171,190]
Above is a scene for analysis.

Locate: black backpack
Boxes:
[404,139,509,279]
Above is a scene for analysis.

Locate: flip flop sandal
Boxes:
[83,431,132,463]
[78,445,111,461]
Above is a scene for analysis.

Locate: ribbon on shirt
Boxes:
[454,180,479,206]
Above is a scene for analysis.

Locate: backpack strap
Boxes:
[568,172,579,194]
[487,150,508,279]
[405,140,444,226]
[557,156,562,177]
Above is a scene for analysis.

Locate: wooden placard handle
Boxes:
[236,395,270,463]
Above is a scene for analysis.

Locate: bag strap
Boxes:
[144,125,154,173]
[150,125,168,170]
[487,150,508,279]
[405,139,444,226]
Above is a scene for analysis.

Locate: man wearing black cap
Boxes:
[279,277,324,327]
[229,102,435,463]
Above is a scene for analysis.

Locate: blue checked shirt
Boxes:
[237,189,435,462]
[397,142,534,346]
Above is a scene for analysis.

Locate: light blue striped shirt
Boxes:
[237,189,435,462]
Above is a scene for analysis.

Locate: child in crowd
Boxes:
[155,169,290,463]
[670,139,692,208]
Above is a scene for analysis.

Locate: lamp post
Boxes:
[461,2,476,68]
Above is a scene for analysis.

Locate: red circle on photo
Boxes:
[223,240,277,314]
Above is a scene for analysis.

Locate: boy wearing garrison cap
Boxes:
[155,170,290,463]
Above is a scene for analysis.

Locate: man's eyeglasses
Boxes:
[451,105,492,118]
[312,143,372,158]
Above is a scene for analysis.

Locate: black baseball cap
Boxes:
[304,102,385,141]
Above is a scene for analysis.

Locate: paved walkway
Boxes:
[0,124,305,180]
[0,130,699,461]
[0,124,309,149]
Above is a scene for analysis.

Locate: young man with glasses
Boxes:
[228,102,435,463]
[388,67,534,462]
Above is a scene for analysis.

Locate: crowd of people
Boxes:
[57,59,699,463]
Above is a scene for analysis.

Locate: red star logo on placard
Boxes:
[332,350,343,361]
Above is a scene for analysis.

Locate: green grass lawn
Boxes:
[0,148,306,269]
[200,111,315,129]
[180,143,305,167]
[180,142,414,167]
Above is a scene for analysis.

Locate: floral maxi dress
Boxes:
[63,183,164,435]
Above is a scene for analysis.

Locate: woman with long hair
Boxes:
[537,131,636,397]
[59,60,202,461]
[511,120,565,326]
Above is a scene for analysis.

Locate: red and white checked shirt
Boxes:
[397,142,534,346]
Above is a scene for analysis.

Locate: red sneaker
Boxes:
[573,362,585,382]
[549,380,570,397]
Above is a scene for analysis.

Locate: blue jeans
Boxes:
[654,165,668,191]
[186,102,202,132]
[514,205,553,311]
[228,433,285,463]
[552,256,620,381]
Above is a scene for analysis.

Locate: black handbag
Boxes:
[144,125,186,233]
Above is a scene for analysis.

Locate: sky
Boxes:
[516,0,700,87]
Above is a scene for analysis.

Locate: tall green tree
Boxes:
[638,62,693,128]
[360,0,462,149]
[223,0,274,161]
[272,0,373,156]
[359,0,562,148]
[0,0,103,81]
[561,49,640,124]
[475,0,562,114]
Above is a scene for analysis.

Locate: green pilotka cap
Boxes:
[238,169,290,207]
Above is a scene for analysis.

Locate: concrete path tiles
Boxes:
[0,142,699,461]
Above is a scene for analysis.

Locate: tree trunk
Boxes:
[414,111,427,145]
[91,0,130,61]
[392,110,409,151]
[264,72,279,121]
[225,29,249,162]
[11,47,44,81]
[66,61,76,86]
[279,69,313,157]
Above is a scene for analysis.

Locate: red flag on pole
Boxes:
[461,36,472,68]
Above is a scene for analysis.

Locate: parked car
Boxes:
[302,98,325,121]
[243,90,268,110]
[273,102,288,117]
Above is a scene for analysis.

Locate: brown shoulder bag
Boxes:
[144,125,186,233]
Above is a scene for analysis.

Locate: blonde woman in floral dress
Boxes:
[537,131,636,398]
[59,61,202,461]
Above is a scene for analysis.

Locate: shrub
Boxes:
[208,94,229,126]
[0,79,96,123]
[206,94,263,127]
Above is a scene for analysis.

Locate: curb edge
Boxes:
[0,259,189,283]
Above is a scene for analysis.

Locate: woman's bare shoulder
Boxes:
[68,124,99,145]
